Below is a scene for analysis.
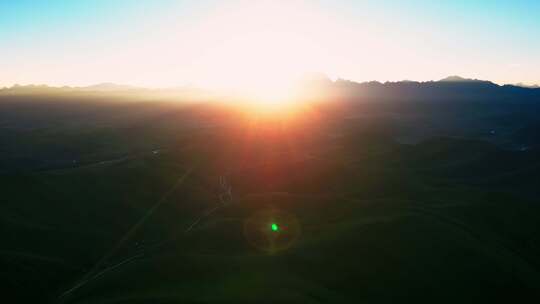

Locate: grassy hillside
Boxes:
[1,95,540,303]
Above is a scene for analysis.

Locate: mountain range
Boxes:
[2,76,539,106]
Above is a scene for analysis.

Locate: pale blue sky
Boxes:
[1,0,538,88]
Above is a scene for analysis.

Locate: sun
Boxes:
[216,68,308,113]
[199,44,306,109]
[179,2,333,108]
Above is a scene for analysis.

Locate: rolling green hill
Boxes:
[1,93,540,303]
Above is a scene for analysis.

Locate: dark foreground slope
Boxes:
[1,86,540,303]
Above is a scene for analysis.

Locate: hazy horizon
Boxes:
[1,0,539,90]
[2,74,538,91]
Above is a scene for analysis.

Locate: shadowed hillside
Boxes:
[1,80,540,303]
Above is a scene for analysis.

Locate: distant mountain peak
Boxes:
[81,83,138,91]
[514,82,540,89]
[439,75,474,82]
[297,73,333,86]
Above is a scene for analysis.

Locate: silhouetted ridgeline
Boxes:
[2,76,540,102]
[328,76,540,101]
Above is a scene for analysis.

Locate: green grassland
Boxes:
[1,95,540,303]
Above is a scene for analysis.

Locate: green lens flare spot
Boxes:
[271,223,279,232]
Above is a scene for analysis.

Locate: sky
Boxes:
[1,0,539,89]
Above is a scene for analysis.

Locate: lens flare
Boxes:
[244,208,300,254]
